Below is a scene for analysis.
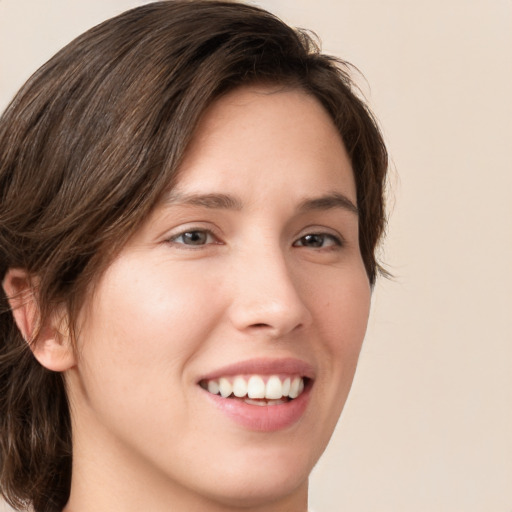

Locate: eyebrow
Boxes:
[297,192,359,216]
[163,192,243,210]
[163,191,358,215]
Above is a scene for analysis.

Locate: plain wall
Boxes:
[1,1,511,511]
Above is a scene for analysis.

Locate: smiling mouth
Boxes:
[199,374,308,405]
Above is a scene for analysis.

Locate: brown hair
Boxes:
[0,1,388,510]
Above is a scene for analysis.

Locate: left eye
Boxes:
[169,230,216,246]
[293,233,342,249]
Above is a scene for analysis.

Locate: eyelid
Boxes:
[164,224,223,248]
[293,234,343,250]
[294,226,345,246]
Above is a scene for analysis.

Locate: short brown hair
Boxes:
[0,1,388,510]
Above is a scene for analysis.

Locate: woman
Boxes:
[0,1,388,511]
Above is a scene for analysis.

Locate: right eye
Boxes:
[168,229,217,246]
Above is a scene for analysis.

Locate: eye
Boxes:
[168,229,217,246]
[293,233,342,249]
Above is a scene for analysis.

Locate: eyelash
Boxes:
[292,233,343,249]
[167,229,219,247]
[167,228,344,250]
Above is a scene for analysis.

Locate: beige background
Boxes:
[1,1,511,511]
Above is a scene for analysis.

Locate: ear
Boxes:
[2,268,76,372]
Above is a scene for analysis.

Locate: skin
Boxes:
[5,86,371,512]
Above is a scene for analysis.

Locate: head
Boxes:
[0,1,387,511]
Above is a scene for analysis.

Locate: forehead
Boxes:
[172,85,356,203]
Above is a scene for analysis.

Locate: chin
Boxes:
[184,437,317,508]
[199,466,310,510]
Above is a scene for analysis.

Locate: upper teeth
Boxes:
[205,375,305,400]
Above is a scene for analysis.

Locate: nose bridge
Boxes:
[229,238,311,337]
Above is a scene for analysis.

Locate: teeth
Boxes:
[203,374,307,401]
[232,376,248,398]
[218,378,232,398]
[265,375,283,399]
[245,398,287,406]
[247,376,265,399]
[288,377,302,399]
[282,377,291,397]
[207,380,220,395]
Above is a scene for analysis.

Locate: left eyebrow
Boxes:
[297,192,359,216]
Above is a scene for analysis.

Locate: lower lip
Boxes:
[201,384,311,432]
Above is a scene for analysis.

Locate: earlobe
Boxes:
[2,268,76,372]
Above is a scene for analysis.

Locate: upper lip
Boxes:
[198,357,315,382]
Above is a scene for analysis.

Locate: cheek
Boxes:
[333,281,370,354]
[76,257,221,400]
[70,256,227,460]
[294,266,370,461]
[309,265,371,351]
[309,266,371,398]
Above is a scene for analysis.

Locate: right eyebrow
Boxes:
[162,192,244,210]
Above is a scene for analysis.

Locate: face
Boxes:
[66,86,371,510]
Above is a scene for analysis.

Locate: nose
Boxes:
[227,244,312,339]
